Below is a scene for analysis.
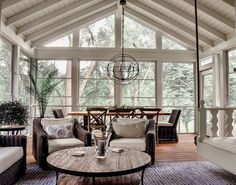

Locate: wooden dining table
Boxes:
[68,111,170,131]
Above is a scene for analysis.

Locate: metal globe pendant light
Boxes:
[107,0,139,85]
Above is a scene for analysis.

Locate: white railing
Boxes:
[199,100,235,142]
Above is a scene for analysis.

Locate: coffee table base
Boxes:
[55,169,146,185]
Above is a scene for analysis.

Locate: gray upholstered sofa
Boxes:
[0,135,27,185]
[107,118,156,164]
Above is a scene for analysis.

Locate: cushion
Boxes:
[41,117,74,127]
[112,118,148,138]
[0,147,23,174]
[48,138,84,154]
[109,137,146,151]
[159,122,173,127]
[41,118,74,139]
[44,123,73,139]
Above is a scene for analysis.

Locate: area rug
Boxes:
[14,161,236,185]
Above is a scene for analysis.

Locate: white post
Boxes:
[210,109,219,138]
[12,45,20,100]
[224,109,233,137]
[199,100,206,142]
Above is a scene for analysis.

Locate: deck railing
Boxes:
[199,100,235,142]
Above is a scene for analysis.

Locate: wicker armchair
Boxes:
[0,135,27,185]
[107,119,156,164]
[158,109,181,142]
[32,118,92,169]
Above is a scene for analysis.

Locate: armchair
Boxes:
[0,135,27,185]
[32,118,92,169]
[107,118,156,164]
[158,109,181,142]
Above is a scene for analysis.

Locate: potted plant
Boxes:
[27,62,62,118]
[0,100,29,126]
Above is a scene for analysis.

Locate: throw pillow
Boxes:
[41,117,74,127]
[44,123,73,139]
[112,118,148,138]
[41,118,74,139]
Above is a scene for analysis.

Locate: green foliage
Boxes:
[0,41,12,102]
[27,62,62,118]
[0,100,28,126]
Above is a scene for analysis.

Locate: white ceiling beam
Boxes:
[151,0,226,41]
[128,0,213,47]
[17,0,99,35]
[221,0,234,7]
[6,0,63,26]
[183,0,234,29]
[32,6,117,47]
[25,1,116,42]
[126,8,200,50]
[2,0,24,9]
[35,47,196,61]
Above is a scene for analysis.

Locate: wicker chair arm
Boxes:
[32,118,49,168]
[146,119,156,164]
[74,119,92,146]
[0,135,27,156]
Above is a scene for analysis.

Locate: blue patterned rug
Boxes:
[14,161,236,185]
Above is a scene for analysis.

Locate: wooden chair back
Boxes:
[86,107,108,131]
[139,108,161,123]
[52,109,64,118]
[168,109,181,128]
[114,108,136,119]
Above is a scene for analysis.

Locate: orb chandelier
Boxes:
[107,0,139,85]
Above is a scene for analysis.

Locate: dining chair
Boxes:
[158,109,181,143]
[114,107,136,119]
[86,107,108,132]
[52,109,64,118]
[139,108,161,143]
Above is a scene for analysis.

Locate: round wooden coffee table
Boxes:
[47,147,151,185]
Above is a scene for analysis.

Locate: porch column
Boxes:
[12,44,20,100]
[214,51,227,137]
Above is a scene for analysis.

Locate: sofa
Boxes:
[32,117,92,169]
[0,135,27,185]
[107,118,156,164]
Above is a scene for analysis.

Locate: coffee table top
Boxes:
[47,147,151,177]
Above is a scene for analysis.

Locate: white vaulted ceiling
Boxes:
[1,0,235,51]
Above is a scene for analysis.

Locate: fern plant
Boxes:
[27,62,62,118]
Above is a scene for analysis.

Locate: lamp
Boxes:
[107,0,139,85]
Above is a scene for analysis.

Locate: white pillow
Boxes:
[41,118,74,139]
[41,117,74,127]
[112,118,148,138]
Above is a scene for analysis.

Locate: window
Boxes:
[79,15,115,47]
[44,34,73,47]
[228,49,236,106]
[124,16,156,49]
[37,60,72,116]
[162,36,187,50]
[0,40,12,102]
[18,54,30,105]
[79,61,114,110]
[121,62,156,106]
[202,73,214,107]
[201,57,213,67]
[162,62,195,133]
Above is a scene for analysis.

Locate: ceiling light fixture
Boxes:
[107,0,139,85]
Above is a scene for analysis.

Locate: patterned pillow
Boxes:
[44,123,74,139]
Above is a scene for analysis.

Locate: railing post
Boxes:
[199,100,206,142]
[224,109,233,137]
[210,109,219,138]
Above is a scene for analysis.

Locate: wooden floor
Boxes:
[27,134,203,164]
